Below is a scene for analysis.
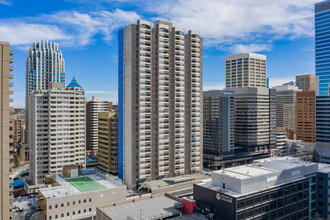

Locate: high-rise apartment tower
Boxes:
[29,82,86,184]
[86,96,112,152]
[0,42,14,220]
[97,112,118,174]
[25,41,65,146]
[118,20,203,188]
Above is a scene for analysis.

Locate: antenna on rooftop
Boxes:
[221,162,225,173]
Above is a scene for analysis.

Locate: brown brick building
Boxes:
[296,74,315,91]
[296,91,315,143]
[97,112,118,174]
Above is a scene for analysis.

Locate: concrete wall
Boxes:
[45,186,126,220]
[0,42,13,220]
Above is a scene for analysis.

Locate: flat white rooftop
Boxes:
[209,157,319,195]
[99,196,182,220]
[39,169,124,199]
[213,157,314,180]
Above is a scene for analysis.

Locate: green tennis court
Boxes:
[66,176,106,192]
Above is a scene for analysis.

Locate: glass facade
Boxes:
[315,1,330,149]
[118,29,124,180]
[236,179,311,220]
[316,5,330,95]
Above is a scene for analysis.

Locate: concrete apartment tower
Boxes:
[273,85,301,132]
[203,90,234,169]
[25,41,65,147]
[118,20,203,188]
[29,82,86,184]
[225,53,266,88]
[315,1,330,163]
[296,74,315,91]
[0,42,14,220]
[86,96,112,153]
[226,87,277,153]
[97,112,118,174]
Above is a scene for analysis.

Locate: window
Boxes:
[67,202,70,206]
[73,201,75,205]
[89,198,92,202]
[55,205,58,208]
[84,199,86,203]
[89,208,91,212]
[61,203,64,207]
[49,205,52,209]
[254,196,262,204]
[84,209,86,213]
[73,211,75,215]
[78,200,81,204]
[78,210,81,214]
[49,216,52,220]
[245,198,253,207]
[61,214,64,218]
[67,213,69,217]
[237,201,244,210]
[55,215,58,219]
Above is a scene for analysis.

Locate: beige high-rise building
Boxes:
[10,118,24,144]
[97,112,118,174]
[29,82,86,185]
[86,96,112,153]
[296,74,315,91]
[0,42,14,220]
[273,85,301,131]
[119,20,203,188]
[225,53,267,88]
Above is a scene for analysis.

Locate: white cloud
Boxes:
[0,9,140,48]
[203,82,225,91]
[0,0,11,5]
[0,0,319,52]
[146,0,318,50]
[269,76,296,88]
[229,44,272,53]
[0,22,70,46]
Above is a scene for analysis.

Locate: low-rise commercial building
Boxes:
[194,157,330,220]
[38,167,126,220]
[97,196,183,220]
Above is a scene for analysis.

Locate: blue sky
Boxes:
[0,0,319,107]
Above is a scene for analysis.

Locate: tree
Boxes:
[14,153,20,167]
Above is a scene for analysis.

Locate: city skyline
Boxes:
[0,0,318,107]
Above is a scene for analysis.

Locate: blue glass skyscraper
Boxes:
[315,1,330,163]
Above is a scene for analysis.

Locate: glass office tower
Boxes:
[315,1,330,163]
